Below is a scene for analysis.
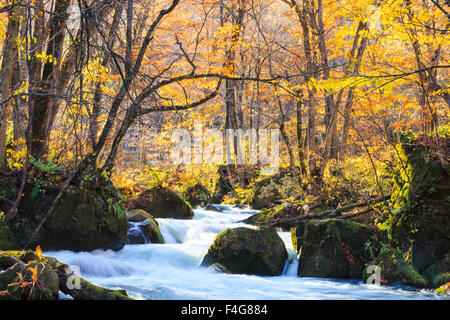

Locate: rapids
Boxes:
[46,205,447,300]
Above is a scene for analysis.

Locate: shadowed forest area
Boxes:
[0,0,449,300]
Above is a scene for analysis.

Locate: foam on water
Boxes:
[45,205,447,300]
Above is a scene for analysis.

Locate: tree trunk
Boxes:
[0,3,21,170]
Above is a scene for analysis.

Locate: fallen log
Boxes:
[264,194,390,227]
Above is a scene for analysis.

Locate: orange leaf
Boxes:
[36,246,42,261]
[29,266,38,285]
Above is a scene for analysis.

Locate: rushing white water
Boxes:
[46,205,447,300]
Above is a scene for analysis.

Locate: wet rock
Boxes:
[201,227,288,276]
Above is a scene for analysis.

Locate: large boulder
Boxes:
[297,219,380,279]
[201,227,288,276]
[184,183,211,208]
[386,136,450,272]
[3,176,128,252]
[129,186,193,219]
[126,209,164,244]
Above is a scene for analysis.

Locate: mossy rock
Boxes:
[184,183,212,208]
[298,219,380,279]
[127,210,164,244]
[130,186,193,219]
[246,169,300,210]
[201,227,288,276]
[8,177,128,252]
[0,250,38,270]
[364,247,429,288]
[0,261,59,300]
[387,136,450,272]
[249,180,281,210]
[423,254,450,288]
[127,209,153,222]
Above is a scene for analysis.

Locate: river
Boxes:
[45,205,446,300]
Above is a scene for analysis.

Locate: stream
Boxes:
[45,205,447,300]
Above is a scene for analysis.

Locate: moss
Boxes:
[423,254,450,288]
[384,135,450,271]
[201,227,288,276]
[0,261,59,300]
[7,176,128,252]
[365,247,429,288]
[298,219,381,279]
[0,250,38,270]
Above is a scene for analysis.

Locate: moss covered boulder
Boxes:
[127,209,164,244]
[0,260,59,300]
[130,186,193,219]
[297,219,380,279]
[387,136,450,272]
[364,247,428,288]
[201,227,288,276]
[4,176,128,252]
[184,183,212,208]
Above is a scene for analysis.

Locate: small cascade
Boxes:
[126,221,148,244]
